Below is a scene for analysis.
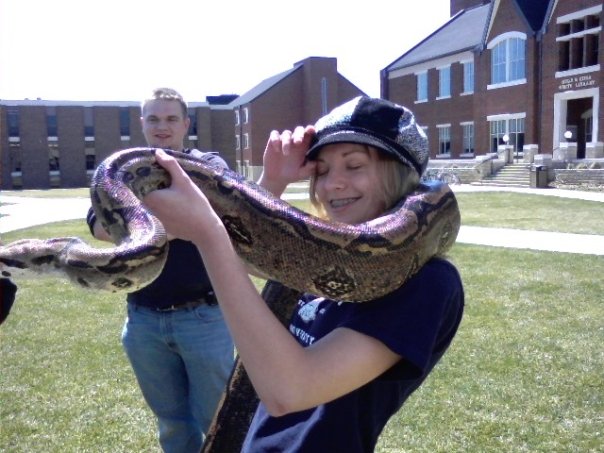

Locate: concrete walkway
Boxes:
[451,185,604,256]
[1,186,603,256]
[0,195,91,234]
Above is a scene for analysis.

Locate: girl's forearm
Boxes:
[192,223,307,414]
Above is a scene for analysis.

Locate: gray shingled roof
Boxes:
[229,66,301,107]
[385,3,491,71]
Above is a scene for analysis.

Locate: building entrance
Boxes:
[565,97,593,158]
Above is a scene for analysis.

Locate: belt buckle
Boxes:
[156,304,179,312]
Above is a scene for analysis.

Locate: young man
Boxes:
[87,88,233,453]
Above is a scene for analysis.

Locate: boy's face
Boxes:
[314,143,386,225]
[141,99,190,150]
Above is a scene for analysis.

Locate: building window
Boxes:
[188,111,198,137]
[438,66,451,98]
[9,142,22,189]
[48,141,60,171]
[462,123,474,154]
[235,110,240,125]
[236,134,241,151]
[490,120,506,152]
[489,116,525,153]
[85,138,96,172]
[416,72,428,102]
[508,117,525,153]
[243,133,249,149]
[84,108,94,138]
[46,106,60,185]
[557,6,601,71]
[119,107,130,138]
[243,107,249,124]
[9,142,21,171]
[437,125,451,155]
[489,34,526,86]
[8,107,22,188]
[8,107,19,137]
[49,140,61,188]
[46,107,58,137]
[321,77,329,115]
[463,61,474,94]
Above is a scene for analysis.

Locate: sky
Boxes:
[0,0,451,103]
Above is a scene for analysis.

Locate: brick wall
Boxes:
[554,169,604,185]
[57,106,87,187]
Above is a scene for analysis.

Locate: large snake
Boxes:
[0,147,461,451]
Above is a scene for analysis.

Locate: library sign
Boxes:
[558,74,596,91]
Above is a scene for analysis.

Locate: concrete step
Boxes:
[479,163,531,188]
[476,181,530,188]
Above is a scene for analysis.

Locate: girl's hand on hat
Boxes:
[258,125,316,197]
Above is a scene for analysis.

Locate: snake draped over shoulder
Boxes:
[0,147,460,302]
[0,147,461,452]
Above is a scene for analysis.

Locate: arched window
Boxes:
[488,33,527,87]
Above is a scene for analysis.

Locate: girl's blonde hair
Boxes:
[308,145,420,219]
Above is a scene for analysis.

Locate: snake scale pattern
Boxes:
[0,147,461,451]
[1,147,460,302]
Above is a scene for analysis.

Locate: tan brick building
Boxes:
[382,0,602,164]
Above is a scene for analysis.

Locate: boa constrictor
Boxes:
[1,147,460,302]
[0,147,461,452]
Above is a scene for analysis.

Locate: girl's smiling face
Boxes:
[314,143,387,224]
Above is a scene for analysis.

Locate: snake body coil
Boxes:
[0,147,460,302]
[0,147,461,452]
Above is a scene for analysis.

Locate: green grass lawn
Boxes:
[1,192,603,451]
[377,245,603,453]
[3,187,603,234]
[455,192,604,235]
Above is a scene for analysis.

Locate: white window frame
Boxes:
[437,65,451,99]
[462,60,474,95]
[436,124,451,157]
[243,107,249,124]
[487,32,527,89]
[416,71,428,103]
[243,133,249,149]
[487,113,526,153]
[461,121,474,155]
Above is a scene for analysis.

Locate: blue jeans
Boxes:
[122,303,234,453]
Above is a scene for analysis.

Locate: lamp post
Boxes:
[502,134,511,163]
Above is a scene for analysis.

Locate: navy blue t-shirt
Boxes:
[242,257,464,453]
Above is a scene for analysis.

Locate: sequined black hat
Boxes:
[306,96,429,177]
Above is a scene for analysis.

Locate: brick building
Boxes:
[0,57,364,189]
[381,0,602,164]
[230,57,365,179]
[0,97,239,190]
[6,0,599,191]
